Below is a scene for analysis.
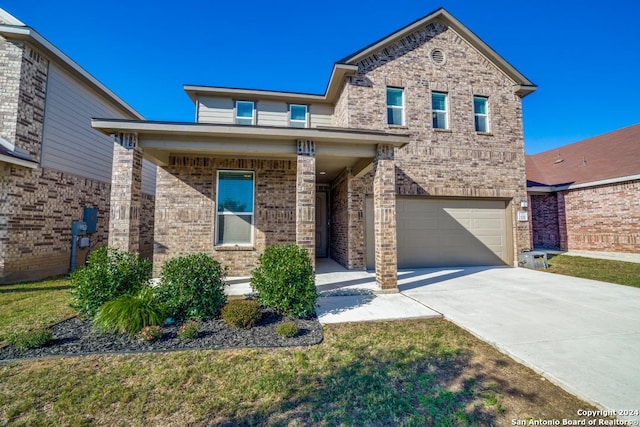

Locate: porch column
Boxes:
[108,132,142,253]
[373,144,397,291]
[296,139,316,264]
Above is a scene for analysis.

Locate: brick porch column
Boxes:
[373,144,397,291]
[108,133,142,253]
[296,140,316,265]
[557,191,568,250]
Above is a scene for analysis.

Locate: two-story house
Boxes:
[92,8,536,290]
[0,8,156,284]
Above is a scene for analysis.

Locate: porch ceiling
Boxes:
[91,119,410,184]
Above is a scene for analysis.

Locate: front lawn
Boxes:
[0,319,603,426]
[0,279,76,343]
[546,255,640,288]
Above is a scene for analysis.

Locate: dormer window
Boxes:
[235,101,254,125]
[289,104,308,128]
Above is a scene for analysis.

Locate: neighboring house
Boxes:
[0,8,156,284]
[92,8,536,290]
[527,124,640,253]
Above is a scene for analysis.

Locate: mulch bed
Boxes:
[0,310,323,362]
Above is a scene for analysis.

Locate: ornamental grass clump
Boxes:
[8,327,53,351]
[93,288,165,337]
[177,321,199,340]
[70,247,152,318]
[250,244,317,318]
[156,253,227,321]
[221,300,262,329]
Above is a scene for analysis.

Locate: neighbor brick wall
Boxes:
[563,180,640,252]
[530,193,560,249]
[334,19,529,266]
[153,156,297,277]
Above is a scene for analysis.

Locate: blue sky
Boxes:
[2,0,639,154]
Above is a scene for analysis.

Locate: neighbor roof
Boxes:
[526,124,640,187]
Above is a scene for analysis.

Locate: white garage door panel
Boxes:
[366,197,509,269]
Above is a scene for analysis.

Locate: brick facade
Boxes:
[295,140,316,261]
[153,156,297,277]
[0,38,155,284]
[372,144,397,290]
[529,193,560,249]
[330,20,530,269]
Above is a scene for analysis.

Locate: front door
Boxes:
[316,192,328,257]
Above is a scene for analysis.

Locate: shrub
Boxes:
[156,253,227,321]
[177,321,199,340]
[8,327,53,350]
[70,247,152,318]
[275,321,298,338]
[250,244,317,318]
[221,300,262,329]
[93,288,165,337]
[137,325,163,342]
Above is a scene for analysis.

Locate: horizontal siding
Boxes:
[41,63,156,195]
[310,104,333,128]
[197,96,335,128]
[197,96,234,123]
[256,100,287,126]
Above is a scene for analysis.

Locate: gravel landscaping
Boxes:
[0,310,323,362]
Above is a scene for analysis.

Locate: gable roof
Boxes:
[185,8,536,104]
[338,7,536,97]
[526,124,640,187]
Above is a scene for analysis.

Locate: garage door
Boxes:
[366,197,510,269]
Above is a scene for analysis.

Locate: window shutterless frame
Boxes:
[431,92,448,129]
[235,101,255,125]
[386,87,404,126]
[215,170,255,246]
[289,104,308,128]
[473,96,489,132]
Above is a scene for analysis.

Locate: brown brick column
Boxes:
[557,191,568,250]
[108,133,142,253]
[373,144,398,291]
[296,140,316,264]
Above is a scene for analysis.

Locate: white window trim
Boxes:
[474,96,489,133]
[235,100,255,125]
[289,104,308,128]
[432,92,448,130]
[386,87,405,126]
[215,170,255,246]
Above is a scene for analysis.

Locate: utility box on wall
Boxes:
[83,207,98,234]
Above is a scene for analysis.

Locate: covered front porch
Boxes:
[92,119,409,290]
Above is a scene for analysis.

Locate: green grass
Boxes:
[0,279,76,342]
[0,277,603,426]
[546,255,640,288]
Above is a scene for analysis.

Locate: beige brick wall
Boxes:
[333,19,530,266]
[153,156,297,277]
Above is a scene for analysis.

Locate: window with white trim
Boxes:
[386,87,404,125]
[289,104,308,128]
[474,96,489,132]
[431,92,448,129]
[235,101,254,125]
[216,170,254,245]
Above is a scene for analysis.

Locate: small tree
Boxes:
[250,244,317,318]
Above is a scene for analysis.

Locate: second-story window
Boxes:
[386,87,404,126]
[474,96,489,132]
[432,92,448,129]
[289,104,308,128]
[235,101,254,125]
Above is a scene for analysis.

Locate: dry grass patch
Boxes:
[546,255,640,288]
[0,279,76,343]
[0,319,607,426]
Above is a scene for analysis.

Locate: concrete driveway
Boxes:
[399,266,640,420]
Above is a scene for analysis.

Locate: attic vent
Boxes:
[430,48,446,65]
